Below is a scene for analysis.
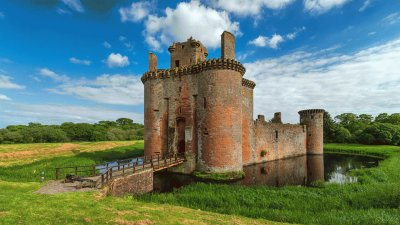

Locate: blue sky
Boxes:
[0,0,399,127]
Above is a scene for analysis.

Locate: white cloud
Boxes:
[250,27,305,49]
[119,36,134,51]
[105,53,130,68]
[144,1,240,51]
[359,0,372,12]
[382,13,400,25]
[103,41,112,49]
[249,34,284,49]
[245,38,400,123]
[0,75,25,90]
[0,94,10,101]
[56,8,71,15]
[368,31,376,36]
[69,57,91,65]
[119,1,151,22]
[210,0,295,16]
[304,0,350,14]
[48,74,143,106]
[0,102,143,126]
[38,68,70,83]
[61,0,84,13]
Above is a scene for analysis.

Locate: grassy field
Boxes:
[138,144,400,225]
[0,141,281,225]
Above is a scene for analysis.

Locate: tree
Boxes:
[116,118,134,127]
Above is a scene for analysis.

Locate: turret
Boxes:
[221,31,235,59]
[298,109,325,154]
[168,37,208,69]
[148,52,157,72]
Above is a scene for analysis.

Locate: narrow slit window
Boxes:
[175,60,180,67]
[203,97,207,108]
[275,130,278,139]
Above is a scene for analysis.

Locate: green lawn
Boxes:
[0,141,281,225]
[137,144,400,225]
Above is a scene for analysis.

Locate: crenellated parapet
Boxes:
[298,109,325,117]
[141,58,246,83]
[242,78,256,89]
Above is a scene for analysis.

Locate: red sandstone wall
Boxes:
[251,121,307,165]
[197,69,243,173]
[242,86,253,165]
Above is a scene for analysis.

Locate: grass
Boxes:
[0,141,135,167]
[0,141,283,225]
[137,144,400,225]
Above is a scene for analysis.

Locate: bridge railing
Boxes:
[95,152,185,188]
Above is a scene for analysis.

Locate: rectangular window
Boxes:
[203,97,207,108]
[175,60,180,67]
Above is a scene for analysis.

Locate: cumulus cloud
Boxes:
[119,1,151,22]
[0,75,25,90]
[105,53,130,68]
[0,102,143,126]
[304,0,350,14]
[50,74,143,106]
[244,38,400,123]
[69,57,91,65]
[250,27,305,49]
[249,34,284,49]
[144,1,240,51]
[210,0,295,16]
[0,94,10,101]
[61,0,84,13]
[38,68,70,83]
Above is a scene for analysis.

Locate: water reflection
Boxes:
[153,153,381,192]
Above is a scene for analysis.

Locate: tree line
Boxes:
[324,112,400,145]
[0,118,144,144]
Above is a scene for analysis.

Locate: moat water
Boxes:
[152,153,381,193]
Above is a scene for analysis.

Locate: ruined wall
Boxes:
[241,79,255,165]
[168,38,208,69]
[299,109,325,155]
[197,69,243,173]
[221,31,235,60]
[251,118,307,165]
[107,169,153,196]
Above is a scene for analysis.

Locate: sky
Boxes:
[0,0,399,128]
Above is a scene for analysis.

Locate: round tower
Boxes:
[196,32,244,173]
[298,109,325,155]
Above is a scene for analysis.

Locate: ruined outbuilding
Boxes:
[141,31,324,175]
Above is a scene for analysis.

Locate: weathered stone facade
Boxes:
[141,31,324,175]
[107,169,153,196]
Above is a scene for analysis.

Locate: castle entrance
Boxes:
[176,117,186,154]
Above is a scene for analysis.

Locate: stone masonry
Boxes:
[141,31,324,175]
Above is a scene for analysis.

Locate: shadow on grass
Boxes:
[0,142,144,182]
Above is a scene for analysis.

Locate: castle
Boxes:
[141,31,324,175]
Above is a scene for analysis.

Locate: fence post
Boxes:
[133,162,136,173]
[122,164,125,175]
[118,162,120,170]
[110,169,113,179]
[101,174,104,185]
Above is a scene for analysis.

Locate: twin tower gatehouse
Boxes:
[141,31,324,176]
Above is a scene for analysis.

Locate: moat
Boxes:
[152,153,381,193]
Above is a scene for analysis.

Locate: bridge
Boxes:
[54,153,185,191]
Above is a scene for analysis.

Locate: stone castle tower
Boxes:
[141,31,324,175]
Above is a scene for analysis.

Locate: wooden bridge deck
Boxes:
[55,153,185,189]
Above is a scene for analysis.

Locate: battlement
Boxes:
[141,58,246,83]
[298,109,325,116]
[242,78,256,89]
